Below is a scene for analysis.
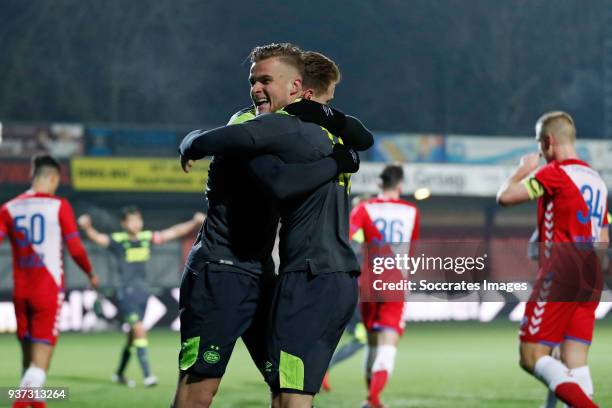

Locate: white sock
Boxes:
[546,365,593,407]
[570,365,593,399]
[533,356,576,391]
[364,345,377,381]
[371,345,397,376]
[20,365,46,388]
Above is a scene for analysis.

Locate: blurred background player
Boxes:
[78,207,204,387]
[497,111,608,408]
[349,164,420,408]
[0,154,98,408]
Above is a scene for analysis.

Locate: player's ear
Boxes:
[302,89,314,100]
[49,171,60,186]
[543,134,553,151]
[290,78,302,97]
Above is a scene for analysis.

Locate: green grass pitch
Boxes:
[0,320,610,407]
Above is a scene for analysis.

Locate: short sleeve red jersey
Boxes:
[350,196,419,302]
[349,196,419,245]
[534,159,608,245]
[0,191,92,297]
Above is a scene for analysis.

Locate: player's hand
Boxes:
[519,153,540,172]
[284,99,346,136]
[88,273,99,290]
[78,214,92,229]
[331,143,360,173]
[181,155,194,173]
[193,212,206,224]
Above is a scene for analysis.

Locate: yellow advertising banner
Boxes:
[71,157,209,192]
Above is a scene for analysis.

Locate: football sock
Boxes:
[558,365,595,407]
[555,383,597,408]
[364,345,377,387]
[134,338,152,378]
[545,365,594,408]
[368,345,396,406]
[117,344,132,376]
[571,365,594,399]
[534,356,597,408]
[13,366,46,408]
[20,365,46,388]
[368,370,388,407]
[321,372,331,391]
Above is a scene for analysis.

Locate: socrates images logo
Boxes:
[203,345,221,364]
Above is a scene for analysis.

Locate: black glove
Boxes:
[284,99,346,135]
[331,143,360,173]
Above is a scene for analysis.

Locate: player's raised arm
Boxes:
[248,144,360,200]
[153,212,205,244]
[78,213,111,248]
[496,153,541,207]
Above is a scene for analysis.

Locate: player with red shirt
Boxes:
[349,165,419,408]
[497,111,608,408]
[0,155,98,408]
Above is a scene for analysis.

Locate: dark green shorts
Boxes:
[116,286,149,325]
[264,271,358,395]
[177,262,272,378]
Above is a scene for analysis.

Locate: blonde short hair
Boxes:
[535,111,576,144]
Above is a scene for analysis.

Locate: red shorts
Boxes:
[13,291,64,346]
[360,301,405,336]
[520,301,597,346]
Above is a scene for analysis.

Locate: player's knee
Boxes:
[179,375,220,408]
[519,347,538,372]
[372,345,397,375]
[278,393,313,408]
[518,354,533,372]
[193,394,214,408]
[182,390,214,408]
[519,344,548,373]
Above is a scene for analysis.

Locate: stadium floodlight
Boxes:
[413,187,431,200]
